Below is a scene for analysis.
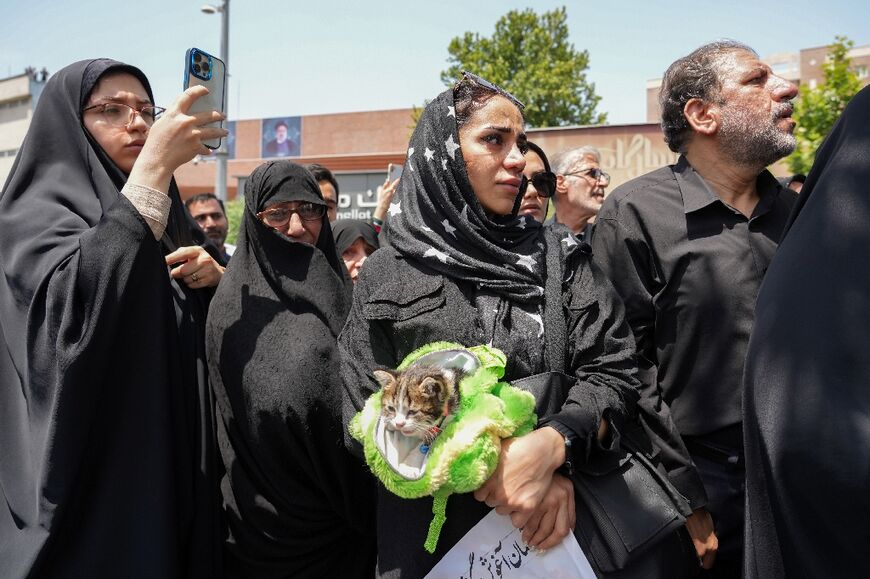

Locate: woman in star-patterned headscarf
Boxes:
[340,74,686,578]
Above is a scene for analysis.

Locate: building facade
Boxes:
[0,70,47,186]
[174,110,680,219]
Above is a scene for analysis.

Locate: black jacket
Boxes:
[340,230,640,578]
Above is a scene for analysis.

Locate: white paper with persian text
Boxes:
[424,509,596,579]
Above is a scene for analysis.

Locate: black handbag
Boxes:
[512,372,694,574]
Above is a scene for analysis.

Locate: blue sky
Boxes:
[1,0,867,125]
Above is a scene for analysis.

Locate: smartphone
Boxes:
[183,47,226,150]
[387,162,403,183]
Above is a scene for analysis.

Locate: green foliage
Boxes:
[439,7,605,128]
[409,100,429,137]
[787,36,862,174]
[224,197,244,246]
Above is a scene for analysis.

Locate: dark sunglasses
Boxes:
[459,70,526,110]
[527,171,556,198]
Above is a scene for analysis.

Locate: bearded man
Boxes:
[590,41,798,579]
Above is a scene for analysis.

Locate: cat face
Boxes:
[374,366,457,440]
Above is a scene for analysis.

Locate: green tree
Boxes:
[225,196,244,246]
[787,36,861,174]
[439,7,605,128]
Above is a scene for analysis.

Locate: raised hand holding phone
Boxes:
[183,47,227,149]
[127,85,226,193]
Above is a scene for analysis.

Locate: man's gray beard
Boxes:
[718,103,797,168]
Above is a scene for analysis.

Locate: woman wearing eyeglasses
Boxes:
[206,160,376,578]
[0,60,226,577]
[340,74,698,578]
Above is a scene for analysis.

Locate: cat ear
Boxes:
[419,376,443,398]
[373,369,397,389]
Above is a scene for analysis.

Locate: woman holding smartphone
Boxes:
[0,59,226,577]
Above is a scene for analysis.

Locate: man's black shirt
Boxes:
[591,155,797,506]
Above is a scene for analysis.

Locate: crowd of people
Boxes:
[0,39,867,578]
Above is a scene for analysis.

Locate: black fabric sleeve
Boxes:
[338,265,400,458]
[538,255,639,467]
[591,213,708,509]
[0,192,188,572]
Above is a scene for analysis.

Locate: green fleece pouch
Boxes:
[349,341,537,553]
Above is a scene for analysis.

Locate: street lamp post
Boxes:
[202,0,229,202]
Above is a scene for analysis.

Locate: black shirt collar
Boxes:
[675,154,784,218]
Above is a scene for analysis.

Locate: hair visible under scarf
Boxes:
[386,88,545,304]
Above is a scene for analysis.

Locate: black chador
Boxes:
[0,59,221,578]
[207,161,376,578]
[743,85,870,578]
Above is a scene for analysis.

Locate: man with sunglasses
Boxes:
[591,41,799,578]
[549,146,609,242]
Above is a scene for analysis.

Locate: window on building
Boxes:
[0,97,29,110]
[855,65,869,80]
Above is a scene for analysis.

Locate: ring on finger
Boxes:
[192,272,199,282]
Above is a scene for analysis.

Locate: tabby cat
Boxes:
[373,365,463,444]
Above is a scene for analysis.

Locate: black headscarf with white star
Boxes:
[386,88,545,304]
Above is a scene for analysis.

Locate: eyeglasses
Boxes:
[82,102,165,127]
[458,71,525,110]
[563,167,610,185]
[256,202,326,227]
[527,171,556,198]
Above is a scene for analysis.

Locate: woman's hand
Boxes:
[129,86,227,193]
[521,473,575,550]
[473,426,566,530]
[372,177,400,222]
[166,246,225,289]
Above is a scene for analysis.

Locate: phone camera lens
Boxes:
[202,62,211,72]
[193,52,202,63]
[194,64,202,73]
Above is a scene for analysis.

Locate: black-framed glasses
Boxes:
[82,102,165,127]
[564,167,611,185]
[458,70,525,110]
[528,171,556,198]
[257,202,326,227]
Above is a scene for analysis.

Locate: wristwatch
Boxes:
[546,422,577,477]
